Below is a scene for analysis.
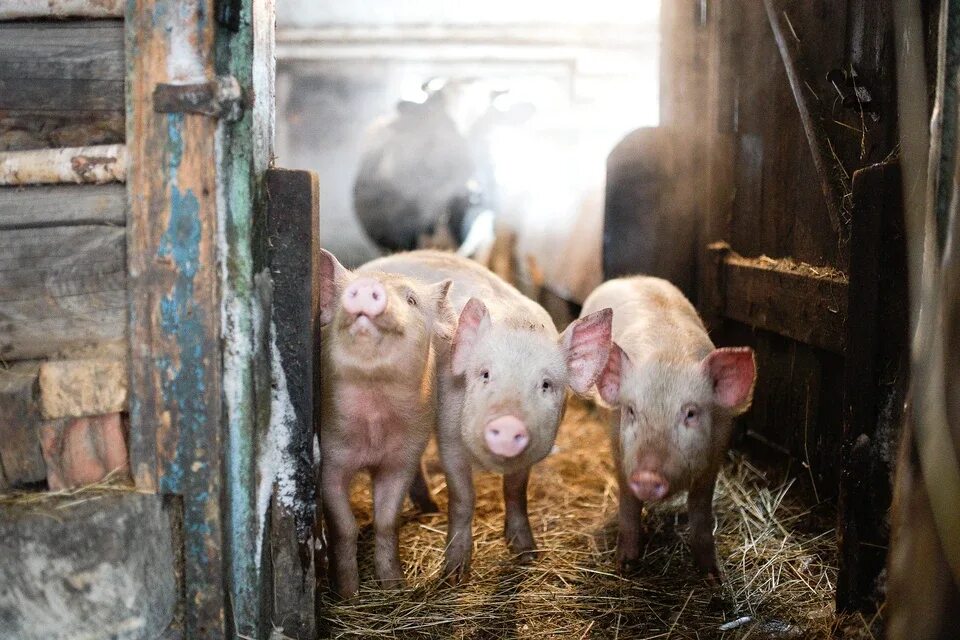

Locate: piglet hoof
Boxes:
[377,575,405,591]
[441,559,471,586]
[330,582,360,602]
[506,527,537,564]
[616,545,641,575]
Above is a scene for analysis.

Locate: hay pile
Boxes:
[318,399,879,639]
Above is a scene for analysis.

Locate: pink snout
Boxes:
[629,470,670,502]
[484,415,530,458]
[342,278,387,317]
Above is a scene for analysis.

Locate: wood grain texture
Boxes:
[0,0,123,19]
[0,21,124,151]
[0,362,46,487]
[0,183,125,230]
[125,0,226,636]
[0,145,126,186]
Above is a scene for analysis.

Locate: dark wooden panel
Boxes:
[0,362,46,487]
[706,243,848,354]
[0,224,126,361]
[0,183,126,229]
[0,21,124,151]
[263,168,319,639]
[837,161,908,611]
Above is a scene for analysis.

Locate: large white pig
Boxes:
[319,249,454,598]
[581,276,756,579]
[362,250,612,582]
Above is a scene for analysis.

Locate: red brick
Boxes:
[39,413,130,490]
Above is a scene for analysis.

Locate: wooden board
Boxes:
[263,168,319,639]
[0,183,125,229]
[0,225,126,361]
[0,21,124,151]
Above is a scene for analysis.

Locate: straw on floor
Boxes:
[316,398,879,639]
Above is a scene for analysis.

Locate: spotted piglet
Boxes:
[581,276,756,579]
[318,249,454,599]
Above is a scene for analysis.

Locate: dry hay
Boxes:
[317,399,880,639]
[0,469,137,511]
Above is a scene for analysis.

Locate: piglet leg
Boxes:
[439,437,475,584]
[372,464,415,588]
[687,476,721,581]
[322,462,360,599]
[504,467,537,562]
[616,470,644,572]
[408,462,440,514]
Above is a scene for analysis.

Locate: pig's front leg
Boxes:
[687,476,721,581]
[321,461,360,599]
[372,464,416,589]
[616,470,644,572]
[408,461,440,514]
[438,436,475,584]
[503,467,537,563]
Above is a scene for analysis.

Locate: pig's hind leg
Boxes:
[504,467,537,563]
[322,462,361,599]
[372,463,418,589]
[687,476,721,582]
[408,461,440,514]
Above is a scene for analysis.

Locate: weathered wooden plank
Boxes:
[0,224,125,361]
[0,183,125,229]
[126,0,227,636]
[0,22,125,151]
[0,145,126,186]
[706,242,848,354]
[263,168,318,639]
[0,0,123,20]
[837,161,908,612]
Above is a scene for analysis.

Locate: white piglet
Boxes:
[581,276,756,579]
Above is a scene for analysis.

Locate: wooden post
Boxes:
[125,1,227,636]
[837,161,908,612]
[262,168,320,638]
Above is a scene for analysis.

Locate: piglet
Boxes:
[581,276,756,579]
[319,249,454,598]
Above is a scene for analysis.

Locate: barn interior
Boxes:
[1,1,958,639]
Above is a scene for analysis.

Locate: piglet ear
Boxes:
[703,347,757,414]
[598,342,630,405]
[561,307,613,394]
[452,298,490,375]
[319,249,351,326]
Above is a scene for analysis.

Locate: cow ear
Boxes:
[561,308,613,394]
[598,342,631,405]
[703,347,757,414]
[319,249,351,326]
[451,298,490,375]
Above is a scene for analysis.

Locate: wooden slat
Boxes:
[0,0,123,20]
[264,168,318,639]
[0,362,46,487]
[0,183,125,229]
[0,224,125,361]
[126,0,227,636]
[0,22,124,152]
[0,145,126,186]
[706,242,848,354]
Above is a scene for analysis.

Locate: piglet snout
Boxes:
[484,415,529,458]
[342,278,387,318]
[629,470,669,502]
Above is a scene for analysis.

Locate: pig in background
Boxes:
[318,249,455,599]
[363,250,613,582]
[581,276,756,580]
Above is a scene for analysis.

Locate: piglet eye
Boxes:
[480,368,490,382]
[407,293,418,306]
[682,403,701,428]
[540,379,552,393]
[625,405,636,421]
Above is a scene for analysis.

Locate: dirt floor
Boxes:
[316,399,880,639]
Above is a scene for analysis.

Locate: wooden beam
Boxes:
[0,22,124,152]
[0,224,125,361]
[263,168,318,639]
[0,145,126,186]
[0,0,123,20]
[125,0,226,637]
[0,183,125,229]
[705,242,848,354]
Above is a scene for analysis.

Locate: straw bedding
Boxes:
[317,398,879,639]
